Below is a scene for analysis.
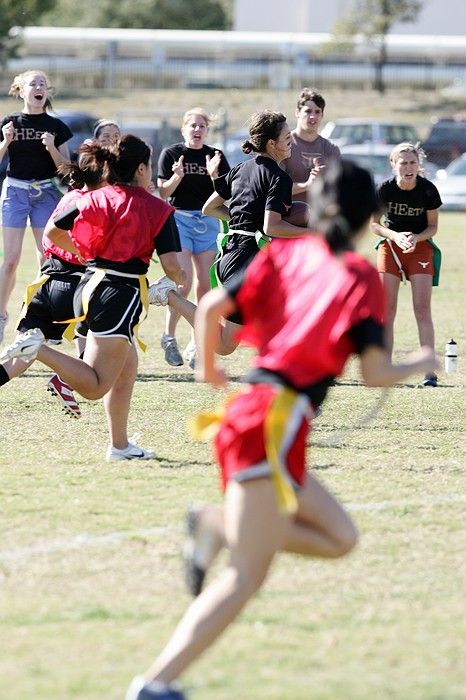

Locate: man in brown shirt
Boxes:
[282,87,341,201]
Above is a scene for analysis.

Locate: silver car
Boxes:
[321,119,420,149]
[340,143,438,187]
[434,154,466,211]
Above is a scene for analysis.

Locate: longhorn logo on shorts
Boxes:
[418,261,430,269]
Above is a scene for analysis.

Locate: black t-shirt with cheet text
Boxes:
[377,176,442,234]
[0,112,72,180]
[157,142,230,210]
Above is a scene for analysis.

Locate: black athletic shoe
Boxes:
[183,506,206,597]
[422,373,438,387]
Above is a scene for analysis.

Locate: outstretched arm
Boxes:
[360,345,438,387]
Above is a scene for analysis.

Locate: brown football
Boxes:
[283,200,311,228]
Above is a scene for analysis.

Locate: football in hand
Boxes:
[283,201,311,228]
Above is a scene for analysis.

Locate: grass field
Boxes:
[0,211,465,700]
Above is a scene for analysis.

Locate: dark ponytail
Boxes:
[309,160,379,252]
[241,110,287,154]
[113,134,151,183]
[58,143,116,189]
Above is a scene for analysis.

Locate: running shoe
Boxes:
[422,373,438,387]
[161,334,183,367]
[0,328,45,362]
[183,505,222,597]
[183,340,196,370]
[0,312,8,344]
[47,374,81,419]
[106,434,156,462]
[148,276,177,306]
[125,677,187,700]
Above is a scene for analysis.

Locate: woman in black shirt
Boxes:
[157,107,229,368]
[0,70,72,342]
[149,110,310,357]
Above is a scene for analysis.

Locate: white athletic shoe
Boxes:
[106,433,156,462]
[0,328,45,362]
[148,276,177,306]
[183,340,196,370]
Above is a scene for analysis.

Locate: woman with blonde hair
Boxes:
[157,107,230,368]
[0,70,72,342]
[371,142,442,386]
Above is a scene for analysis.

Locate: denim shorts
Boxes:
[174,210,219,254]
[1,178,61,229]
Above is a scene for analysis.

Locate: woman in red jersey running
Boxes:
[0,135,184,460]
[124,161,437,700]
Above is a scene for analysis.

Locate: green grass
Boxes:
[0,212,465,700]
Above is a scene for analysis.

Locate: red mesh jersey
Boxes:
[236,235,385,388]
[70,185,174,264]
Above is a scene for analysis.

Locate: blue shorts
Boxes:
[174,210,219,254]
[1,178,61,229]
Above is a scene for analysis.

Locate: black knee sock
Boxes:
[0,365,11,386]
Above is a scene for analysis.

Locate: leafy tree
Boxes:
[330,0,422,93]
[0,0,56,66]
[39,0,232,30]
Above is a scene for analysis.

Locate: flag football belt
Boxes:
[59,267,149,352]
[175,209,210,234]
[5,175,64,198]
[209,221,271,289]
[189,384,310,514]
[17,271,83,343]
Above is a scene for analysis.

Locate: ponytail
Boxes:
[58,143,117,189]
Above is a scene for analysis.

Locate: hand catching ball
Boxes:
[283,201,311,228]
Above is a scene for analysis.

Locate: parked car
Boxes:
[422,116,466,168]
[433,153,466,210]
[320,119,420,149]
[216,128,253,168]
[340,143,438,187]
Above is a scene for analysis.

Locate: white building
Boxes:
[234,0,466,36]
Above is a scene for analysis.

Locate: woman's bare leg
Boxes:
[379,272,400,358]
[283,470,358,557]
[410,274,434,351]
[31,226,46,270]
[0,227,26,316]
[144,478,288,684]
[165,249,193,338]
[35,334,131,399]
[104,343,138,449]
[166,290,240,356]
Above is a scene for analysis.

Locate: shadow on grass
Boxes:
[156,457,213,469]
[137,372,245,384]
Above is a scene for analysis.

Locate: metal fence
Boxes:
[4,54,466,92]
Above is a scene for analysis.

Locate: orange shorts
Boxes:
[377,240,434,280]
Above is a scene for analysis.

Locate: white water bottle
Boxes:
[444,339,458,373]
